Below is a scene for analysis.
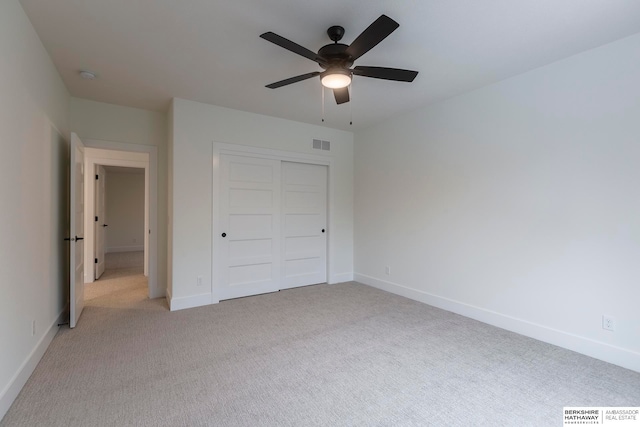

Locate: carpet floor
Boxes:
[2,275,639,426]
[104,251,144,271]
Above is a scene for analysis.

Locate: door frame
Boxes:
[212,142,333,304]
[81,139,161,299]
[94,164,107,280]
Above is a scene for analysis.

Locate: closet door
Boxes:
[218,155,281,300]
[281,162,327,289]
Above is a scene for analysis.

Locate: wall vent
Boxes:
[312,139,330,151]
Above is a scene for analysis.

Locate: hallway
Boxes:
[85,251,149,308]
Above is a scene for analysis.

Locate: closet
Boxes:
[217,154,327,300]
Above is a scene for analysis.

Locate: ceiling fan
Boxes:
[260,14,418,105]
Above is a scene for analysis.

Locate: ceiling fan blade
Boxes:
[333,87,350,104]
[266,72,321,89]
[345,15,399,61]
[260,32,327,65]
[353,66,418,82]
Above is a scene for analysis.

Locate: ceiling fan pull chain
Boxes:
[321,85,325,122]
[349,81,353,125]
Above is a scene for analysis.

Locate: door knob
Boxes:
[322,229,325,233]
[103,224,108,227]
[75,236,84,241]
[221,233,227,238]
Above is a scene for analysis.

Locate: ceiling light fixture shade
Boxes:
[79,70,97,80]
[320,68,351,89]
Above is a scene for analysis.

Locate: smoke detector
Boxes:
[79,70,97,80]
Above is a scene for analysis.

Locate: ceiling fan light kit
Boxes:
[260,14,418,111]
[321,68,351,89]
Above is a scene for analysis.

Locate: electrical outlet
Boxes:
[385,266,391,275]
[31,320,36,336]
[602,315,615,331]
[197,276,203,286]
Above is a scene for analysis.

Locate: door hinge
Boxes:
[95,216,98,222]
[94,258,98,264]
[95,174,99,180]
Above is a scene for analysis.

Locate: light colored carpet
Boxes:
[2,277,639,426]
[86,267,148,308]
[104,250,144,271]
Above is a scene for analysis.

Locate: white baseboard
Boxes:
[330,272,354,284]
[169,292,213,311]
[0,307,67,420]
[355,273,640,373]
[107,246,144,253]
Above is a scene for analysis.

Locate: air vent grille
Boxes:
[312,139,330,151]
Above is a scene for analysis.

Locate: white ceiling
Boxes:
[20,0,640,131]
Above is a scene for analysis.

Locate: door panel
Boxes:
[284,214,323,235]
[69,133,85,328]
[281,162,327,290]
[229,214,273,234]
[94,165,106,279]
[218,155,281,300]
[285,258,321,277]
[229,189,272,208]
[285,236,324,259]
[229,263,273,286]
[285,190,320,208]
[228,239,272,260]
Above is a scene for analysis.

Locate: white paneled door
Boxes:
[94,165,106,279]
[69,133,85,328]
[218,155,282,300]
[217,155,328,300]
[281,162,327,289]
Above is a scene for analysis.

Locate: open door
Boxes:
[94,165,106,279]
[69,133,85,328]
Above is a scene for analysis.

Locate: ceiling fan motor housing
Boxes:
[317,43,353,69]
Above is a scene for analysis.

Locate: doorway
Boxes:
[96,165,146,280]
[81,140,160,299]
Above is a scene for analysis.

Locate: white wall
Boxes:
[169,98,354,309]
[69,98,167,289]
[354,33,640,372]
[105,170,145,252]
[166,100,174,298]
[0,0,70,418]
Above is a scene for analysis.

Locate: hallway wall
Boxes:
[105,169,145,253]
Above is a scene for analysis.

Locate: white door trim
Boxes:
[212,142,334,304]
[80,138,161,299]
